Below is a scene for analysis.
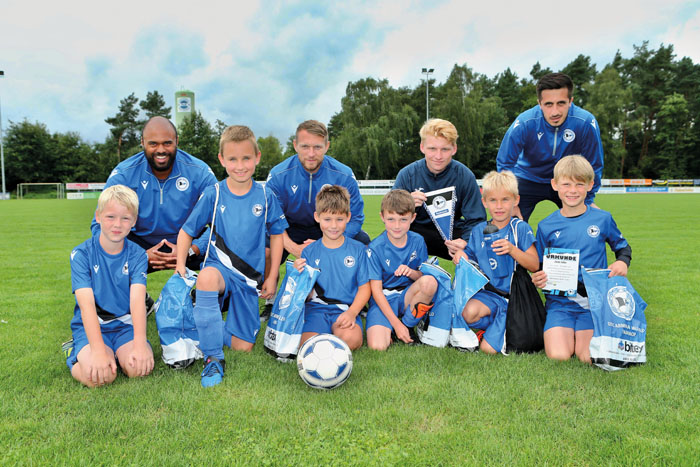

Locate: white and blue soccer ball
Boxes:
[297,334,353,390]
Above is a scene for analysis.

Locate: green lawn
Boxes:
[0,194,698,464]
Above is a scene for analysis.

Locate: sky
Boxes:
[1,0,699,145]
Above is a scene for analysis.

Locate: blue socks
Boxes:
[193,290,225,360]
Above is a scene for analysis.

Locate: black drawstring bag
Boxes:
[505,264,546,353]
[504,218,546,353]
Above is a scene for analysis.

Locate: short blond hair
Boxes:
[553,155,595,183]
[97,185,139,217]
[482,171,518,198]
[219,125,259,155]
[381,189,415,215]
[419,119,458,145]
[296,120,328,142]
[315,185,350,215]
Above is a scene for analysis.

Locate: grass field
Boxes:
[1,194,699,465]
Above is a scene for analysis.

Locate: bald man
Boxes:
[92,117,217,277]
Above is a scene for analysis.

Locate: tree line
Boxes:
[3,41,699,194]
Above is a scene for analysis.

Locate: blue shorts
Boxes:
[466,290,506,330]
[544,308,594,332]
[366,288,409,330]
[303,303,363,334]
[66,321,135,370]
[208,262,261,345]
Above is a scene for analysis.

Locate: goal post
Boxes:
[17,182,65,199]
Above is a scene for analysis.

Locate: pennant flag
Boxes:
[423,186,456,241]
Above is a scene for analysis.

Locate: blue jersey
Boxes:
[393,159,486,242]
[368,231,428,291]
[265,155,365,238]
[535,207,628,311]
[92,149,217,246]
[302,237,369,312]
[70,234,148,331]
[465,218,535,293]
[496,103,604,204]
[182,180,288,290]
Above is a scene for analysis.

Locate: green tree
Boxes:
[560,54,597,107]
[105,93,141,163]
[586,66,632,177]
[177,111,222,179]
[256,135,284,180]
[493,68,523,123]
[654,93,695,178]
[140,91,172,120]
[3,120,54,191]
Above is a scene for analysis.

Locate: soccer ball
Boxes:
[297,334,353,390]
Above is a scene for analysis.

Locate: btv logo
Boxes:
[618,340,644,353]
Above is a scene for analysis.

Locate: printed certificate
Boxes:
[542,248,580,296]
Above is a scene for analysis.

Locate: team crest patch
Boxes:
[489,258,498,270]
[122,262,129,275]
[608,286,635,320]
[432,196,446,209]
[563,129,575,143]
[344,256,356,268]
[176,177,190,191]
[587,225,600,238]
[252,204,263,217]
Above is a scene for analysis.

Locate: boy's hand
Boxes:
[491,238,515,256]
[608,260,628,277]
[88,349,117,386]
[335,310,356,330]
[394,264,414,277]
[531,270,548,289]
[452,250,468,265]
[394,322,413,344]
[444,238,466,257]
[260,276,277,299]
[128,341,154,377]
[293,258,306,272]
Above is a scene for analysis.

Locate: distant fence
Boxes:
[56,179,700,199]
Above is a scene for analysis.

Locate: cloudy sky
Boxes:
[1,0,699,144]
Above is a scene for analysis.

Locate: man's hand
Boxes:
[147,239,177,270]
[288,239,315,258]
[410,190,427,208]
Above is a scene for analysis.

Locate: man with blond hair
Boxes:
[393,118,485,260]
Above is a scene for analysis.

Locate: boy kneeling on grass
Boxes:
[532,155,631,363]
[67,185,154,387]
[293,185,370,351]
[452,171,539,353]
[365,189,437,350]
[176,125,287,387]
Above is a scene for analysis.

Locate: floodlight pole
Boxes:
[0,70,7,199]
[421,67,434,121]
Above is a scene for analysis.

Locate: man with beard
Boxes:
[497,73,604,222]
[93,116,217,276]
